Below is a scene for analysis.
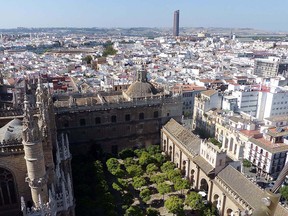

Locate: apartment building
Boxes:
[254,57,288,78]
[192,90,222,137]
[172,84,206,118]
[232,90,259,117]
[215,113,256,161]
[257,88,288,120]
[215,110,288,180]
[161,119,288,216]
[245,126,288,180]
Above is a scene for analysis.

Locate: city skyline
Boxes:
[1,0,288,31]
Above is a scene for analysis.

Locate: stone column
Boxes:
[209,180,213,202]
[179,151,182,169]
[221,193,226,216]
[187,159,190,179]
[195,165,200,190]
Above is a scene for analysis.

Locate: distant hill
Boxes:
[0,27,286,37]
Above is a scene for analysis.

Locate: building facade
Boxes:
[214,112,258,162]
[257,89,288,120]
[254,57,288,78]
[192,90,222,137]
[54,68,182,154]
[245,126,288,180]
[161,118,288,216]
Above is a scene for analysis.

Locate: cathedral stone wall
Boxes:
[0,153,31,204]
[56,102,181,154]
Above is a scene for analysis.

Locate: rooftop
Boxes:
[163,118,201,156]
[0,118,23,144]
[125,81,158,99]
[266,127,288,137]
[217,165,263,210]
[193,155,214,175]
[249,137,288,154]
[265,115,288,123]
[239,129,262,138]
[201,89,218,97]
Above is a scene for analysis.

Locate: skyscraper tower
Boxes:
[173,10,180,37]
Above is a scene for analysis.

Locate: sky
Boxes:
[1,0,288,31]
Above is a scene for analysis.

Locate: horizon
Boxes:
[0,26,284,33]
[1,0,288,31]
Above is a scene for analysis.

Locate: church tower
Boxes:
[35,77,55,183]
[22,92,48,207]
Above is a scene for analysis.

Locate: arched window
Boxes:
[0,168,17,207]
[111,115,117,123]
[139,113,144,120]
[153,111,159,118]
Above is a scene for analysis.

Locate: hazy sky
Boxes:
[1,0,288,31]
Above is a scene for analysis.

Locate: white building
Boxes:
[215,113,256,161]
[244,126,288,180]
[232,90,259,117]
[192,90,222,137]
[257,88,288,120]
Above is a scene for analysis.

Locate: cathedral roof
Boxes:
[0,118,22,144]
[163,118,201,156]
[217,165,264,209]
[125,81,158,99]
[217,165,288,216]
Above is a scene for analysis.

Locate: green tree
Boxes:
[102,45,117,57]
[164,195,184,215]
[150,173,167,184]
[174,178,190,194]
[119,148,135,159]
[167,169,182,183]
[114,168,125,178]
[124,157,138,168]
[185,192,204,211]
[280,186,288,201]
[134,148,145,158]
[126,164,144,177]
[208,137,222,148]
[161,161,176,173]
[118,178,129,189]
[243,159,252,172]
[139,188,151,203]
[157,182,172,200]
[82,55,93,64]
[124,205,144,216]
[147,145,161,155]
[139,151,155,167]
[106,158,121,175]
[132,176,147,190]
[146,163,158,176]
[153,153,166,166]
[112,182,122,191]
[203,208,214,216]
[146,207,160,216]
